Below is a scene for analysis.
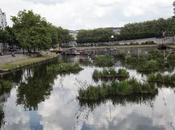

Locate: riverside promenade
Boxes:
[0,54,28,64]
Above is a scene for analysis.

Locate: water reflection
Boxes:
[78,94,157,110]
[17,65,57,111]
[0,55,174,130]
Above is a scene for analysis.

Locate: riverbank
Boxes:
[0,53,58,75]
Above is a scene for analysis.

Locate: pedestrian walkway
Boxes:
[0,54,28,64]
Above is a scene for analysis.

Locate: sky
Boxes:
[0,0,174,30]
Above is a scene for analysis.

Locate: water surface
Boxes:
[0,56,175,130]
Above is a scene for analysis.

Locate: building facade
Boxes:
[0,9,7,30]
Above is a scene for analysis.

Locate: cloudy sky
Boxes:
[0,0,174,30]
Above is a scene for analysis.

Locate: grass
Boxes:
[148,73,175,86]
[47,62,83,74]
[78,78,157,101]
[0,54,57,71]
[94,55,114,67]
[92,68,129,81]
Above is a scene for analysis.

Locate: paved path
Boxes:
[0,54,28,64]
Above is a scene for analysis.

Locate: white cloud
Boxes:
[0,0,173,30]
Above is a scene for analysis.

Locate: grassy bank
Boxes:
[78,78,157,101]
[0,54,57,72]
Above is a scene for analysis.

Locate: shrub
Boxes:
[94,55,114,67]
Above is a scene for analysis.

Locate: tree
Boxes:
[77,28,115,43]
[11,10,52,52]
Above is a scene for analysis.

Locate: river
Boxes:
[0,55,175,130]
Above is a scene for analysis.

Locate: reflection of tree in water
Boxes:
[78,93,157,110]
[17,65,57,111]
[0,80,13,128]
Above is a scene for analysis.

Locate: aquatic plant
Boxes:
[92,68,116,81]
[148,73,175,86]
[47,63,83,74]
[92,68,129,81]
[120,50,175,74]
[78,78,157,101]
[94,55,114,67]
[117,68,129,79]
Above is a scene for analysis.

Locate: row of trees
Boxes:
[77,28,115,43]
[118,18,175,40]
[76,2,175,43]
[0,10,73,52]
[76,17,175,43]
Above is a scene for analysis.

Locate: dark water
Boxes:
[0,56,175,130]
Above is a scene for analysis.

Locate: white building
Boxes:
[0,9,7,30]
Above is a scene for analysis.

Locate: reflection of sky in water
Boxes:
[1,65,175,130]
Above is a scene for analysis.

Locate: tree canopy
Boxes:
[11,10,53,51]
[11,10,73,52]
[77,28,115,43]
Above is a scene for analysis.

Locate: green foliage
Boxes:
[0,80,12,94]
[137,60,159,73]
[78,79,157,101]
[11,10,52,51]
[11,10,73,51]
[47,63,83,74]
[93,68,117,81]
[122,51,173,74]
[117,69,129,79]
[77,28,115,43]
[148,73,175,86]
[94,55,114,67]
[57,27,74,44]
[92,68,129,81]
[118,18,175,40]
[0,29,8,43]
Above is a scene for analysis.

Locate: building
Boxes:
[0,9,7,30]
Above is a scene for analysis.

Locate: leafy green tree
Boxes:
[0,29,8,44]
[11,10,52,52]
[57,27,74,44]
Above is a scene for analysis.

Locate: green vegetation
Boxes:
[118,18,175,40]
[94,55,114,67]
[77,28,115,43]
[78,79,157,101]
[0,10,74,53]
[0,80,12,94]
[118,69,129,79]
[47,63,83,74]
[148,73,175,86]
[93,68,116,81]
[92,68,129,81]
[119,51,175,74]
